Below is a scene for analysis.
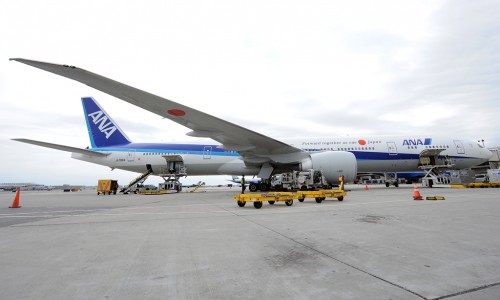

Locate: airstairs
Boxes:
[122,164,153,194]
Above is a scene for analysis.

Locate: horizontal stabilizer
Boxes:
[12,138,109,157]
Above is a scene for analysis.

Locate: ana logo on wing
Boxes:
[87,111,117,139]
[402,138,432,146]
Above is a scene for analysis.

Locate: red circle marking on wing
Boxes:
[167,109,186,117]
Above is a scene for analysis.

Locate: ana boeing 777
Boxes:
[10,58,492,188]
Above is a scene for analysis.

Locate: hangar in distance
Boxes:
[10,58,492,189]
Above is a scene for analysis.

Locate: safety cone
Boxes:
[365,185,369,190]
[9,188,22,208]
[413,184,423,200]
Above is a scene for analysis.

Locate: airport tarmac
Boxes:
[1,185,499,300]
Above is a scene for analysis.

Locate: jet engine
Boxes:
[300,151,357,183]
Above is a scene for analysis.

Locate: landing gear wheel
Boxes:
[285,200,293,206]
[249,183,258,192]
[237,201,246,207]
[254,201,263,209]
[268,201,275,205]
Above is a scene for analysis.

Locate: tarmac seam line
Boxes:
[431,281,500,300]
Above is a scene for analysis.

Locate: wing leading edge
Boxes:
[10,58,308,165]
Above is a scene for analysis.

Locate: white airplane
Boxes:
[228,176,262,185]
[10,58,492,189]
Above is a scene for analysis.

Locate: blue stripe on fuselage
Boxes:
[90,144,470,160]
[91,143,240,157]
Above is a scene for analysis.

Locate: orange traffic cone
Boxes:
[365,185,369,190]
[413,184,423,200]
[9,187,22,208]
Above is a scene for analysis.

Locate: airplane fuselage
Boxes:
[72,136,491,177]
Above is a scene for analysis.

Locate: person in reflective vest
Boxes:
[338,175,344,190]
[241,176,246,194]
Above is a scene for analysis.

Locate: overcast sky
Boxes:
[1,0,499,186]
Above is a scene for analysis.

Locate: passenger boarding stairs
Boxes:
[121,165,153,194]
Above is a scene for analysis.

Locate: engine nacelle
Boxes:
[300,151,357,183]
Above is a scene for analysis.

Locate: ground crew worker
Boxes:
[338,175,344,190]
[241,176,246,194]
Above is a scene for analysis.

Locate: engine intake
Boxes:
[301,151,357,183]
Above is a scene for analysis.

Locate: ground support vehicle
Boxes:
[233,192,295,209]
[271,169,329,191]
[296,189,346,203]
[456,182,500,188]
[97,179,118,195]
[136,189,171,195]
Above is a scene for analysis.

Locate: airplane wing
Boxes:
[12,138,109,157]
[10,58,309,169]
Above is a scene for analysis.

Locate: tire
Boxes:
[385,182,390,187]
[285,200,293,206]
[249,183,258,192]
[315,197,323,203]
[298,197,305,202]
[237,201,246,207]
[254,201,263,209]
[338,196,344,201]
[268,201,275,205]
[395,182,399,187]
[300,186,308,191]
[260,183,269,191]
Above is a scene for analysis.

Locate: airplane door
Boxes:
[203,146,212,159]
[128,149,135,162]
[387,142,398,155]
[454,140,465,154]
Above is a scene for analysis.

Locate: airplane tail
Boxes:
[81,97,132,148]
